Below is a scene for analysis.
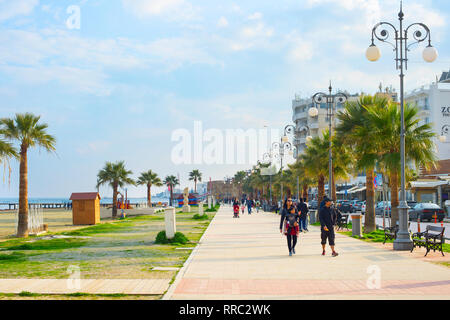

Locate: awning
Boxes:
[410,180,448,188]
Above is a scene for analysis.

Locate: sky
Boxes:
[0,0,449,198]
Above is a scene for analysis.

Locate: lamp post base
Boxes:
[393,231,413,251]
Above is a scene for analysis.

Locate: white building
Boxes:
[405,71,450,160]
[291,92,359,156]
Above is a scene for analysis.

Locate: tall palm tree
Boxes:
[364,100,437,226]
[336,95,382,233]
[233,171,246,199]
[137,170,163,206]
[0,113,56,238]
[189,169,202,193]
[97,161,135,219]
[164,175,179,206]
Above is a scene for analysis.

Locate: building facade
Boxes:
[291,92,359,157]
[405,71,450,160]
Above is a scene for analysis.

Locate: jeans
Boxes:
[247,206,252,214]
[299,216,308,231]
[287,234,297,252]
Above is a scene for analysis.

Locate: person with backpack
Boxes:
[319,197,338,257]
[279,198,300,256]
[297,198,309,232]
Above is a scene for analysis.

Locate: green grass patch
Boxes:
[155,231,189,245]
[5,238,87,251]
[63,221,135,236]
[0,251,27,262]
[193,214,209,220]
[18,291,39,297]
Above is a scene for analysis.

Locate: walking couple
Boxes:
[279,196,338,257]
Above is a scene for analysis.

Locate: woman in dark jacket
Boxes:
[279,198,300,256]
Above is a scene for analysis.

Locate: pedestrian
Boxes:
[256,199,260,213]
[241,203,245,214]
[246,197,253,215]
[319,197,339,257]
[297,197,309,232]
[233,198,240,218]
[280,198,300,256]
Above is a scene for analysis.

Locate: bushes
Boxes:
[155,231,188,245]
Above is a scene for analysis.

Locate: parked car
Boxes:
[309,200,318,210]
[338,200,355,213]
[361,202,366,214]
[407,200,417,208]
[375,201,391,216]
[408,203,445,222]
[353,200,364,212]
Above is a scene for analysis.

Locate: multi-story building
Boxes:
[405,70,450,160]
[291,92,359,156]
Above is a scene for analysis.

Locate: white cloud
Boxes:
[247,12,262,20]
[0,0,39,22]
[122,0,196,21]
[217,16,228,28]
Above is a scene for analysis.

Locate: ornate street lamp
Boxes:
[367,1,437,251]
[312,83,348,199]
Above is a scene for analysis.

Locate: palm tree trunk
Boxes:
[170,186,174,207]
[302,184,308,200]
[364,168,376,233]
[390,169,399,226]
[147,183,151,206]
[318,174,325,207]
[17,144,28,238]
[194,178,197,193]
[112,183,118,219]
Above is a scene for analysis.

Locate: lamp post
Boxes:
[272,125,295,171]
[367,1,438,251]
[310,83,348,199]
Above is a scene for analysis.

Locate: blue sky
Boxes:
[0,0,449,198]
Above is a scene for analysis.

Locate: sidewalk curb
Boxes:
[162,205,222,300]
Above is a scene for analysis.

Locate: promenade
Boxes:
[165,205,450,300]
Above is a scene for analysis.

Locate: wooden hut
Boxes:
[70,192,101,225]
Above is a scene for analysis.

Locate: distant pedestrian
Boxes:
[246,197,253,214]
[319,197,338,257]
[297,198,309,232]
[280,198,300,256]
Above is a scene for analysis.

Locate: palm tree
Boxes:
[189,169,202,193]
[233,171,247,199]
[364,100,437,226]
[164,175,179,206]
[336,95,382,233]
[97,161,135,219]
[137,170,163,206]
[0,113,56,238]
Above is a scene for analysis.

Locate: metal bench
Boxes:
[411,225,445,257]
[336,215,350,231]
[383,225,399,244]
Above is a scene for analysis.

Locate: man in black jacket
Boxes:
[319,197,338,257]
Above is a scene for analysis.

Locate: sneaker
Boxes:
[292,248,296,254]
[332,251,339,257]
[304,229,309,232]
[322,250,325,256]
[289,251,292,256]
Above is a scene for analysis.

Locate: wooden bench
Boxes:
[336,215,349,231]
[411,225,445,257]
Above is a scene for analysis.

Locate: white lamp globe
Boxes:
[423,45,438,63]
[308,107,319,117]
[281,135,289,143]
[439,135,447,143]
[366,44,381,62]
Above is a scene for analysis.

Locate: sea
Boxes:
[0,196,170,210]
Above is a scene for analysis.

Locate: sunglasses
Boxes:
[287,200,292,202]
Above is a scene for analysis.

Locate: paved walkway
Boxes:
[165,205,450,300]
[0,279,170,295]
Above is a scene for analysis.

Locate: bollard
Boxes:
[198,202,204,215]
[417,217,421,233]
[351,213,362,238]
[208,196,212,209]
[165,207,176,239]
